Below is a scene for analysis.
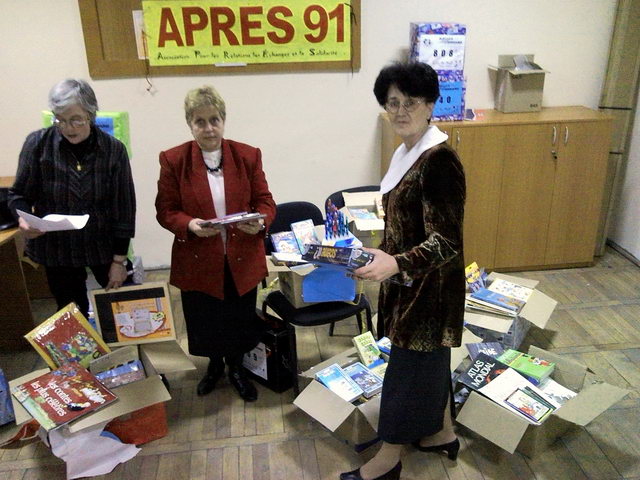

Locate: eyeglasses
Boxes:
[384,98,424,114]
[52,117,89,129]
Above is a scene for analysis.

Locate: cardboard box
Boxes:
[8,340,195,434]
[456,345,629,457]
[293,328,482,448]
[490,55,548,113]
[464,272,557,349]
[342,191,384,249]
[243,319,293,393]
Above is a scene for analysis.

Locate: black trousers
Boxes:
[45,264,110,319]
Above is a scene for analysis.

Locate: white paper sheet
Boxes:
[17,210,89,232]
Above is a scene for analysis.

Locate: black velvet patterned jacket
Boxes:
[378,142,466,352]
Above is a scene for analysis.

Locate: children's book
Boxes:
[465,342,505,361]
[487,278,533,303]
[302,245,374,270]
[458,352,509,391]
[270,231,300,254]
[343,362,384,399]
[198,211,265,228]
[537,377,578,406]
[468,288,525,315]
[352,331,384,368]
[11,363,117,432]
[465,261,486,292]
[376,337,392,355]
[24,303,111,369]
[315,363,363,403]
[290,219,319,253]
[496,349,555,383]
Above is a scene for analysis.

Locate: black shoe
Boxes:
[412,438,460,460]
[228,366,258,402]
[339,461,401,480]
[197,361,225,396]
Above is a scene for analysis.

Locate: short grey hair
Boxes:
[48,79,99,121]
[184,85,226,124]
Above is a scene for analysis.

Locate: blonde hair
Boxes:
[184,85,226,123]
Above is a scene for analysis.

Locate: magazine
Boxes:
[11,364,117,431]
[24,303,111,369]
[198,211,265,228]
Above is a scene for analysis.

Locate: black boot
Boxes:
[197,357,225,396]
[227,358,258,402]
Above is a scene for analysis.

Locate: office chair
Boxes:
[325,185,380,210]
[262,201,374,395]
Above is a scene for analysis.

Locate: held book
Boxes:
[343,362,384,399]
[270,231,300,254]
[290,219,319,254]
[302,245,374,270]
[352,331,384,368]
[198,211,265,228]
[458,352,509,391]
[11,363,117,432]
[467,288,525,315]
[315,363,364,403]
[24,303,111,370]
[496,349,555,383]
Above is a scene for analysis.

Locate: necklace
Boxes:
[205,164,222,173]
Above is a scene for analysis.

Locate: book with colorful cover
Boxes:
[376,337,392,355]
[10,363,117,431]
[24,303,111,369]
[465,261,486,292]
[465,298,517,318]
[94,360,146,389]
[343,362,383,399]
[315,363,363,403]
[270,231,300,254]
[348,208,378,220]
[0,368,15,426]
[487,278,533,303]
[496,349,555,383]
[352,331,384,368]
[290,219,319,254]
[468,288,525,315]
[465,342,505,361]
[458,352,509,391]
[504,387,554,423]
[302,244,374,270]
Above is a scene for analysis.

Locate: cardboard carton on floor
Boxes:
[293,328,482,448]
[456,345,629,457]
[8,340,195,435]
[342,191,384,249]
[464,272,557,349]
[489,54,548,113]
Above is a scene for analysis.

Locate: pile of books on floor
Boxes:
[313,332,389,403]
[465,263,533,318]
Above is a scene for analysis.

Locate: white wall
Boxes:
[0,0,617,267]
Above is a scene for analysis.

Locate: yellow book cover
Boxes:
[352,331,382,368]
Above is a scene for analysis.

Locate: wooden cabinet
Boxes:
[379,107,612,271]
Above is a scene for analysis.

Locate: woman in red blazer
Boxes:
[156,86,276,402]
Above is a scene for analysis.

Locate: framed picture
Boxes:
[89,282,176,347]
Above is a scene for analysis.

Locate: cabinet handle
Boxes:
[552,126,557,146]
[564,126,569,145]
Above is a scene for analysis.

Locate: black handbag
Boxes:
[0,188,18,231]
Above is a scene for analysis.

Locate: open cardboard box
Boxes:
[293,328,482,448]
[456,345,629,457]
[342,191,384,249]
[489,54,548,113]
[464,272,557,348]
[8,340,195,435]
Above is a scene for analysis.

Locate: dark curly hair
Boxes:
[373,62,440,106]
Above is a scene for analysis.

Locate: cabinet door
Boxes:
[545,121,611,264]
[494,124,556,268]
[452,126,505,270]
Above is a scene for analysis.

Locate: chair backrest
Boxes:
[265,201,324,254]
[325,185,380,210]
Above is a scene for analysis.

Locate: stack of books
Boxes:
[466,278,532,317]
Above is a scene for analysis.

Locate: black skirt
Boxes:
[180,259,264,358]
[377,345,451,444]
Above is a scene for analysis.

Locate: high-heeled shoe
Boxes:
[339,461,401,480]
[412,438,460,460]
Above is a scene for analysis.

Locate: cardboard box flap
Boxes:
[456,391,530,454]
[9,369,50,425]
[89,345,139,375]
[520,290,557,329]
[452,328,483,369]
[527,346,586,391]
[301,347,360,379]
[342,191,382,207]
[464,311,513,334]
[68,374,171,433]
[357,395,381,431]
[553,380,629,426]
[487,272,539,289]
[293,380,357,432]
[139,340,196,375]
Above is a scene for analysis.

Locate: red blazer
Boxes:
[155,139,276,299]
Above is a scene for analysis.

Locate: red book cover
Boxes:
[24,303,111,369]
[11,363,117,431]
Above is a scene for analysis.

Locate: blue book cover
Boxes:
[469,288,525,313]
[343,362,383,399]
[270,231,300,254]
[315,363,363,403]
[0,368,15,426]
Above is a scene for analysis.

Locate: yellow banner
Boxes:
[142,0,352,66]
